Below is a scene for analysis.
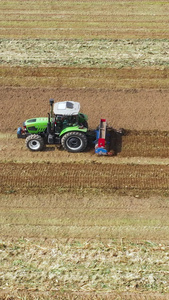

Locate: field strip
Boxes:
[1,132,169,163]
[1,132,169,164]
[1,0,169,39]
[1,239,169,296]
[1,65,169,89]
[1,224,169,241]
[1,39,169,68]
[0,162,169,194]
[1,76,169,89]
[0,192,169,240]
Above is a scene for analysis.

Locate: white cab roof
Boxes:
[53,101,80,115]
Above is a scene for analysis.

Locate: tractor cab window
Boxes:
[66,102,74,109]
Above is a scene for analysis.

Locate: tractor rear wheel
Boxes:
[26,134,45,151]
[61,131,87,153]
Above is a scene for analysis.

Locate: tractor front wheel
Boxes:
[26,134,45,151]
[61,131,87,153]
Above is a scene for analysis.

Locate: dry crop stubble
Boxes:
[1,66,169,90]
[0,238,169,297]
[1,0,169,39]
[0,192,169,241]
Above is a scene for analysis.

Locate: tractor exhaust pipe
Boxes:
[49,98,54,119]
[47,113,51,134]
[47,99,54,135]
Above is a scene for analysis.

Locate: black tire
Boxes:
[26,134,45,151]
[61,131,87,153]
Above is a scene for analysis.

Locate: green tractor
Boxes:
[17,99,89,152]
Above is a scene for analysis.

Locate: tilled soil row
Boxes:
[1,87,169,132]
[1,162,169,194]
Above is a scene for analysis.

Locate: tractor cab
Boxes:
[53,101,88,130]
[53,101,80,116]
[53,101,81,131]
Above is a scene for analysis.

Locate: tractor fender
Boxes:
[59,126,87,137]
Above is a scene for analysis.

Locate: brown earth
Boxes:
[1,162,169,195]
[1,86,169,132]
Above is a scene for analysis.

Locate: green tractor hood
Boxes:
[25,117,48,134]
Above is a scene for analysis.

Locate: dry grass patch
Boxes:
[1,39,169,68]
[0,239,169,294]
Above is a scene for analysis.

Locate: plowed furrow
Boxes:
[1,162,168,193]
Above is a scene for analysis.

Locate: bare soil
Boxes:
[1,86,169,132]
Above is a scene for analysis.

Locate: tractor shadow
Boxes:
[108,128,125,155]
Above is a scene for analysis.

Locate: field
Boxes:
[0,0,169,299]
[1,0,169,39]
